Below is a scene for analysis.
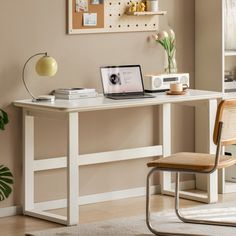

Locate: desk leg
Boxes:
[23,110,34,212]
[160,99,218,203]
[67,112,79,225]
[160,103,172,193]
[196,99,218,203]
[206,99,218,203]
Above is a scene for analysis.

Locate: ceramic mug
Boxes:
[170,83,188,93]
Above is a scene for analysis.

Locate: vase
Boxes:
[164,51,177,74]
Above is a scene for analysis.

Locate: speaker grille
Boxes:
[180,75,189,84]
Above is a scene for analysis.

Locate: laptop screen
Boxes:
[101,65,144,95]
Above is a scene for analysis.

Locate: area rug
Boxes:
[26,203,236,236]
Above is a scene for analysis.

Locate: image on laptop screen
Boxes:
[101,65,144,95]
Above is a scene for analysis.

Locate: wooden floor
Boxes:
[0,193,236,236]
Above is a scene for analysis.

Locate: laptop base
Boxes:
[105,94,155,100]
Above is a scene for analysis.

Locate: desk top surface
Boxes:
[14,89,223,113]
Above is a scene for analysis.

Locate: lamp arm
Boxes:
[22,52,47,99]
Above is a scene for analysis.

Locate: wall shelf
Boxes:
[125,11,167,16]
[68,0,167,34]
[225,50,236,57]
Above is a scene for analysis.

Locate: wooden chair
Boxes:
[146,100,236,236]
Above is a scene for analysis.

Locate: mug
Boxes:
[170,83,188,93]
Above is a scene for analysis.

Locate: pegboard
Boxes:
[68,0,166,34]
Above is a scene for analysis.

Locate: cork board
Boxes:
[68,0,166,34]
[72,0,104,29]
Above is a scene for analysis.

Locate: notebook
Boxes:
[100,65,155,100]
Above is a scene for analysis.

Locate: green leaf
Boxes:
[156,39,166,48]
[0,172,13,177]
[0,119,4,130]
[0,181,12,198]
[2,110,8,124]
[0,177,13,184]
[0,109,9,131]
[0,165,13,201]
[0,189,5,201]
[0,166,10,172]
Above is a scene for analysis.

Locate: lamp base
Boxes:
[32,95,55,102]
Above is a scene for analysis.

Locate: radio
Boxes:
[143,73,190,92]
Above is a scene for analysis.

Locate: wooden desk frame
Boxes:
[14,90,222,225]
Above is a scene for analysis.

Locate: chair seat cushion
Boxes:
[147,152,236,171]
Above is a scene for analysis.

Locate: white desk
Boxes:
[14,89,222,226]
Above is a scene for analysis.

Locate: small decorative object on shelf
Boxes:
[127,1,146,13]
[137,1,146,12]
[153,29,177,74]
[126,0,166,16]
[146,0,158,12]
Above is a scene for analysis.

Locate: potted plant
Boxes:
[0,109,14,201]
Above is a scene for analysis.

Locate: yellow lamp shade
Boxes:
[35,55,58,77]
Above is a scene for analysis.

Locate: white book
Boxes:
[55,92,97,100]
[55,88,96,95]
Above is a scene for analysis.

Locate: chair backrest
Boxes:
[213,99,236,146]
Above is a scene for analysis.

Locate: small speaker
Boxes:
[153,77,162,88]
[144,73,190,92]
[180,75,189,84]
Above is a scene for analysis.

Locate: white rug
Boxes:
[26,203,236,236]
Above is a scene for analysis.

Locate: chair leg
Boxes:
[146,168,198,236]
[175,172,236,227]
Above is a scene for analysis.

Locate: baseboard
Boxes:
[0,180,195,217]
[0,205,22,218]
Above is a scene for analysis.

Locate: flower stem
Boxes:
[168,56,171,73]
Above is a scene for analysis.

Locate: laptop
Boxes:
[100,65,155,100]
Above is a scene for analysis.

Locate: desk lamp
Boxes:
[22,52,58,102]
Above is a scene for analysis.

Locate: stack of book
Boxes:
[54,88,97,100]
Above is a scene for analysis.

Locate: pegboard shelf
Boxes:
[68,0,167,34]
[125,11,167,16]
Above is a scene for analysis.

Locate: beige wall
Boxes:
[0,0,195,208]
